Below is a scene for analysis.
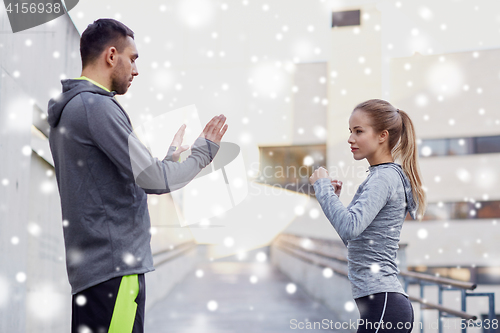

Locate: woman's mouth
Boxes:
[351,148,359,152]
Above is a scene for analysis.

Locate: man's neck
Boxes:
[80,70,112,92]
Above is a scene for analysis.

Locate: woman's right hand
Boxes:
[331,179,342,197]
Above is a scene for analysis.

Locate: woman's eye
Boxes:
[357,130,362,133]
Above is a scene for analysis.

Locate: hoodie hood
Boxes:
[368,162,418,220]
[48,79,116,127]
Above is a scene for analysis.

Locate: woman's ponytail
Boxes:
[392,110,427,221]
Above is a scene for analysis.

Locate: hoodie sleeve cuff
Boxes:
[313,177,336,200]
[164,146,178,162]
[193,137,220,162]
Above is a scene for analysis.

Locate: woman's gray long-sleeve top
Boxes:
[312,162,418,299]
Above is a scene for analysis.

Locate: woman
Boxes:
[309,99,427,332]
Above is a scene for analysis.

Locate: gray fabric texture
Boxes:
[313,162,418,299]
[48,78,219,294]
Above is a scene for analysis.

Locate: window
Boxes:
[258,145,327,196]
[409,265,500,287]
[448,137,473,156]
[475,135,500,154]
[420,139,448,157]
[332,10,360,28]
[419,135,500,157]
[405,200,500,221]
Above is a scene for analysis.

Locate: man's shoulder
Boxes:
[78,90,116,105]
[79,92,124,118]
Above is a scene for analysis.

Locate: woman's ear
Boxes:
[379,129,389,143]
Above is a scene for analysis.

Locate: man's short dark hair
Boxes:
[80,18,134,69]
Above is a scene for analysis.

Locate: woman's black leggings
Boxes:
[355,292,414,333]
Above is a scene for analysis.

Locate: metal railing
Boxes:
[273,233,496,333]
[152,240,198,267]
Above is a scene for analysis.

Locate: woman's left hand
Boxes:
[309,167,329,185]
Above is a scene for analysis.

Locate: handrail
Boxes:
[152,240,196,257]
[407,296,477,321]
[400,270,476,290]
[152,240,197,267]
[277,234,477,290]
[279,238,348,263]
[276,240,348,277]
[273,234,481,321]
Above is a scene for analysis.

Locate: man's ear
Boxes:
[104,46,118,67]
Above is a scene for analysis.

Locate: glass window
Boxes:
[407,266,472,282]
[475,135,500,154]
[405,200,500,221]
[259,145,326,196]
[448,137,473,156]
[476,201,500,219]
[477,267,500,285]
[419,139,448,157]
[450,202,475,220]
[332,10,360,28]
[421,202,450,221]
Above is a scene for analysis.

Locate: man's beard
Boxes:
[110,59,128,95]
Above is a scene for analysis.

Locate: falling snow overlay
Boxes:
[2,0,500,331]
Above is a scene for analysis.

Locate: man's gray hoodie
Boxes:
[48,78,219,294]
[313,162,418,299]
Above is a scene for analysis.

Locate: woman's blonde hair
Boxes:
[353,99,427,221]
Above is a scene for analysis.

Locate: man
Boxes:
[47,18,228,333]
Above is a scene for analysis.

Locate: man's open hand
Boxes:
[199,114,228,145]
[169,124,190,161]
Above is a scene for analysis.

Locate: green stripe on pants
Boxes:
[109,274,139,333]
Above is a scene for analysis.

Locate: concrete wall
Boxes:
[146,246,201,312]
[327,3,383,181]
[291,62,328,145]
[0,12,80,331]
[270,243,358,329]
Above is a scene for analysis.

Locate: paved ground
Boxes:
[145,261,339,333]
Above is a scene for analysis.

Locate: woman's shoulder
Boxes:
[368,165,401,184]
